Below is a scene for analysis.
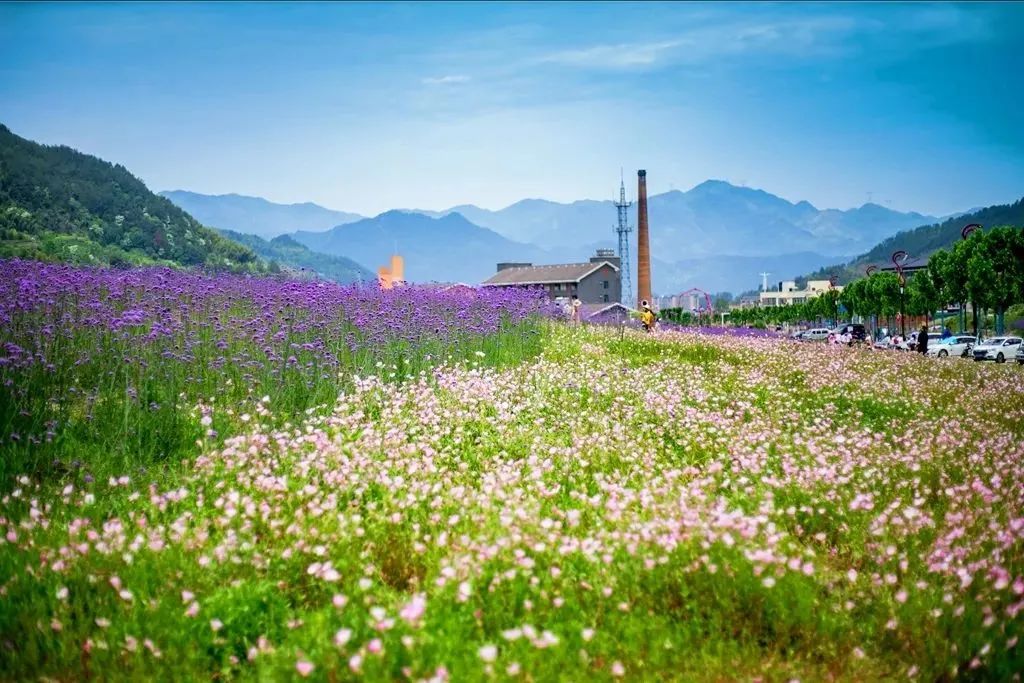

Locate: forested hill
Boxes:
[217,230,374,284]
[0,124,261,270]
[805,197,1024,283]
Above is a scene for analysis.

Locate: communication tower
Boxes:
[614,173,633,307]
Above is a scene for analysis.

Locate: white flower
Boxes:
[478,644,498,662]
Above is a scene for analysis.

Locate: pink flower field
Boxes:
[1,287,1023,679]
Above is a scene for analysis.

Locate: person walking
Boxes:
[917,324,929,355]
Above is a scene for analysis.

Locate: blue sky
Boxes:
[1,1,1022,217]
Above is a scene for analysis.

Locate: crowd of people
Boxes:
[829,324,949,353]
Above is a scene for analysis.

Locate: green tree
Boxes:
[906,267,941,321]
[965,226,1024,334]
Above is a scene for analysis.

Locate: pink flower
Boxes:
[367,638,383,655]
[399,593,427,625]
[334,628,352,647]
[611,661,625,677]
[295,660,314,677]
[478,644,498,662]
[210,619,223,632]
[349,654,363,672]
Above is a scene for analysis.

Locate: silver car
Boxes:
[927,335,976,358]
[801,328,831,341]
[972,337,1023,363]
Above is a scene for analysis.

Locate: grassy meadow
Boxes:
[1,261,1023,681]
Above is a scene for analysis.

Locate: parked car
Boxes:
[1017,343,1024,365]
[833,323,867,341]
[972,336,1023,363]
[927,335,976,358]
[801,328,831,341]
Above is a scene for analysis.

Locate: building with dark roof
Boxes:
[482,249,622,304]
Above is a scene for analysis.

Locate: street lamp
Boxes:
[892,250,908,337]
[899,274,906,337]
[962,224,982,337]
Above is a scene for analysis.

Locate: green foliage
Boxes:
[805,197,1024,284]
[826,227,1024,331]
[217,229,375,284]
[0,124,264,272]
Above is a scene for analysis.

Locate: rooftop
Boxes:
[483,261,619,286]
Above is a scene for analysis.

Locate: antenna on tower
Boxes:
[760,272,771,292]
[614,173,634,307]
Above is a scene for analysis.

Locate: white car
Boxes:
[801,328,831,341]
[927,335,976,358]
[972,337,1023,363]
[1017,344,1024,366]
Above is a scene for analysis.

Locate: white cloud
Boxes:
[421,74,471,85]
[534,8,992,72]
[540,40,684,69]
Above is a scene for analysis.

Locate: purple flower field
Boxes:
[0,260,557,478]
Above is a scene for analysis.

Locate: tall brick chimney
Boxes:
[636,169,652,308]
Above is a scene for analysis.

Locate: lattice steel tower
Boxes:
[614,174,633,307]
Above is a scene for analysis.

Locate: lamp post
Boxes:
[864,266,877,338]
[899,274,906,337]
[962,224,982,337]
[892,250,908,338]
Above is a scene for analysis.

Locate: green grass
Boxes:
[1,324,1022,680]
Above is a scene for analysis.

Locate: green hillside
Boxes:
[217,229,374,283]
[0,123,261,270]
[804,197,1024,284]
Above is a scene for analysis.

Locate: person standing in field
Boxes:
[918,324,929,355]
[640,301,656,333]
[570,297,582,326]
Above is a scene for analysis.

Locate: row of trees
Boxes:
[725,289,841,328]
[719,226,1023,334]
[839,226,1024,334]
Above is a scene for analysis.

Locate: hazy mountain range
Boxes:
[160,190,363,239]
[164,183,942,293]
[293,211,547,285]
[416,181,938,259]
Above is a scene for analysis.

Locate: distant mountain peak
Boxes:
[689,179,734,191]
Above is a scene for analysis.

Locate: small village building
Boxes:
[482,249,622,304]
[759,279,841,307]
